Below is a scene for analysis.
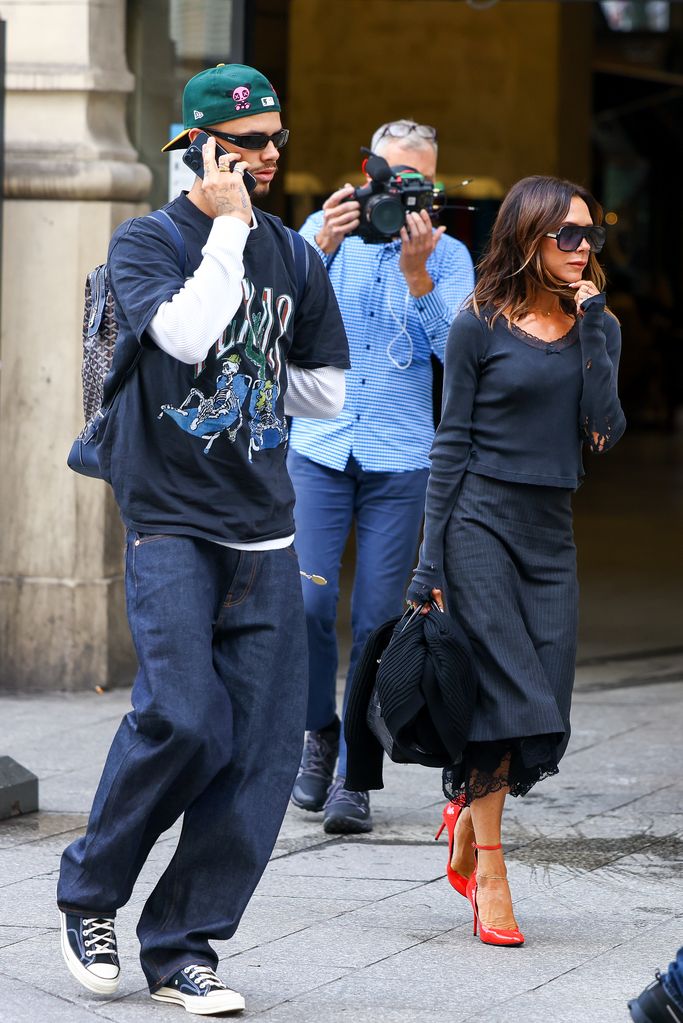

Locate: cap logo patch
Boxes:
[232,85,251,111]
[261,96,275,107]
[193,109,204,120]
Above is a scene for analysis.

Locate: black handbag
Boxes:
[345,602,478,792]
[364,605,438,765]
[368,603,472,768]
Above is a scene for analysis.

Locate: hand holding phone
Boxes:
[182,131,257,193]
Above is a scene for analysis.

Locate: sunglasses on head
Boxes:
[545,224,606,253]
[377,121,438,143]
[207,127,290,151]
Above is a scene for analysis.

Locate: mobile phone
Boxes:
[181,131,257,193]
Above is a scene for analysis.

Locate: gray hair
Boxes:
[370,119,438,157]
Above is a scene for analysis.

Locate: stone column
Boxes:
[0,0,152,692]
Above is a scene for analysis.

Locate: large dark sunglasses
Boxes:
[207,127,290,151]
[545,225,606,253]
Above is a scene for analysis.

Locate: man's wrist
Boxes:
[209,215,251,250]
[314,230,340,256]
[404,270,434,298]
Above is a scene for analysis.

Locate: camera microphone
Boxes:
[350,147,453,243]
[360,147,392,183]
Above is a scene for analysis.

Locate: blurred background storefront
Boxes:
[1,0,681,693]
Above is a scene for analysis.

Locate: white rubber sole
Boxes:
[59,913,120,996]
[151,986,245,1015]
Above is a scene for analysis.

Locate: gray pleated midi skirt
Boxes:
[442,470,578,801]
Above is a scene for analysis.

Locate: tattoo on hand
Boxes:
[215,184,249,217]
[215,198,238,215]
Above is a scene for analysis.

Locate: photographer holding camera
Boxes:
[288,119,474,834]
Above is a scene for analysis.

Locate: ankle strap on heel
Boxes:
[472,842,503,851]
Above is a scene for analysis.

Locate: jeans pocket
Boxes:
[133,531,171,546]
[128,532,175,601]
[221,551,258,608]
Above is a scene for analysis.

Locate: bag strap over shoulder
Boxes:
[147,208,187,272]
[102,209,187,408]
[285,226,310,306]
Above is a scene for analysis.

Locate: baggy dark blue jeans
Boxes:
[58,531,307,992]
[287,449,428,777]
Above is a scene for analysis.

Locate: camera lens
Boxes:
[365,195,405,237]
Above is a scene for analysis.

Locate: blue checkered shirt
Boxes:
[289,210,475,471]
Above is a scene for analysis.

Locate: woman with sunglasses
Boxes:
[407,175,625,947]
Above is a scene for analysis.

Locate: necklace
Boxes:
[531,307,554,318]
[522,308,553,321]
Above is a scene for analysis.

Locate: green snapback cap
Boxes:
[162,63,281,152]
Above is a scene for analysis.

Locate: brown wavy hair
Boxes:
[470,175,606,325]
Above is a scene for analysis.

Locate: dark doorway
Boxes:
[592,1,683,432]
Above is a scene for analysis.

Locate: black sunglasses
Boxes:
[207,127,290,151]
[545,225,606,253]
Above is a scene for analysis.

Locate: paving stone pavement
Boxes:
[1,650,682,1023]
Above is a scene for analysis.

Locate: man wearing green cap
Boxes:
[57,63,349,1015]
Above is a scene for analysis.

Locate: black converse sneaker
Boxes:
[629,971,683,1023]
[151,964,245,1015]
[59,911,120,995]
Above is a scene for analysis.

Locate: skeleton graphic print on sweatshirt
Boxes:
[159,275,292,461]
[97,193,349,546]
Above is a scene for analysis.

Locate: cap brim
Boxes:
[161,127,191,153]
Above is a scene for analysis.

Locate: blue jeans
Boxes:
[58,531,307,992]
[663,945,683,1009]
[287,450,428,777]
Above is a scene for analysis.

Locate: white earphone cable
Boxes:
[385,283,413,370]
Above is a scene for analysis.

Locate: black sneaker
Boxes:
[151,964,245,1015]
[290,719,339,812]
[59,911,120,995]
[323,776,373,834]
[629,972,683,1023]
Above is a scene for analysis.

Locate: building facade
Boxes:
[1,0,679,692]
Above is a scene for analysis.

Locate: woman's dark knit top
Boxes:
[408,293,625,601]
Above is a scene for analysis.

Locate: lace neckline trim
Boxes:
[505,317,579,351]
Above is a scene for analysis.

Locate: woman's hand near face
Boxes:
[568,279,601,314]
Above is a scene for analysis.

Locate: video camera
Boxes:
[348,148,446,244]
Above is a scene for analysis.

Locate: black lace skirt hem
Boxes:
[442,735,561,804]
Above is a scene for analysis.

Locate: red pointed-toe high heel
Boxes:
[466,843,525,947]
[434,801,470,898]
